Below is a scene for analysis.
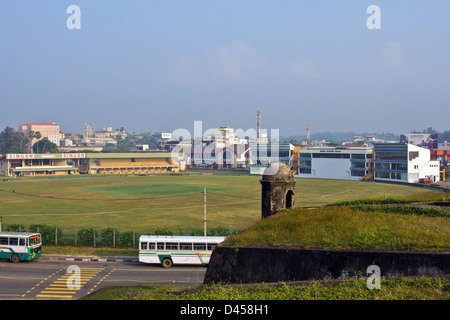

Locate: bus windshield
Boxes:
[29,235,41,246]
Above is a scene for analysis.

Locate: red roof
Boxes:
[20,122,59,126]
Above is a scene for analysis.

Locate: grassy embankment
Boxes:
[225,191,449,251]
[84,277,449,300]
[85,191,449,300]
[0,174,437,236]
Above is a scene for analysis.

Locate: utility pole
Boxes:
[204,187,207,236]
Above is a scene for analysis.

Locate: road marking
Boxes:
[36,294,73,298]
[43,287,78,291]
[21,267,65,298]
[35,268,104,299]
[40,290,78,294]
[86,268,116,296]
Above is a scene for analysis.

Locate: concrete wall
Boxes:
[204,246,450,284]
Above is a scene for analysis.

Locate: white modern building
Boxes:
[373,143,440,183]
[295,147,373,180]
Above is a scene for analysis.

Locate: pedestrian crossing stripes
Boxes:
[35,267,104,299]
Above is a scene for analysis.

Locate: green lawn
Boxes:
[0,173,437,235]
[83,277,449,300]
[225,206,449,251]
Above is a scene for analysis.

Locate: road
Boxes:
[0,258,207,300]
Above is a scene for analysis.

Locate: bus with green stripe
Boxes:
[139,235,226,268]
[0,232,42,263]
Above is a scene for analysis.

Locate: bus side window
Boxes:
[157,243,165,250]
[207,244,217,250]
[180,243,192,250]
[166,243,178,250]
[19,238,26,246]
[141,242,148,250]
[0,237,8,245]
[149,243,156,250]
[9,238,18,246]
[194,243,207,251]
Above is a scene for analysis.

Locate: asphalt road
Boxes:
[0,257,207,300]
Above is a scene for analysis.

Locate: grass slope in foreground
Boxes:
[83,277,449,300]
[225,206,449,251]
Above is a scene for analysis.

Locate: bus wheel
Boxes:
[10,254,20,263]
[161,258,173,268]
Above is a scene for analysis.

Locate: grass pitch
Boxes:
[0,173,437,234]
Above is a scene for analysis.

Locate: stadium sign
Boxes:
[7,154,35,159]
[62,153,86,158]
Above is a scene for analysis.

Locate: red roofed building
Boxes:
[19,122,60,152]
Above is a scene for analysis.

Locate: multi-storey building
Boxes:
[213,127,238,148]
[373,143,440,183]
[18,122,60,151]
[295,147,373,180]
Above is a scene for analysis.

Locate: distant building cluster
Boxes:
[0,120,447,184]
[16,122,127,153]
[80,123,127,147]
[157,127,250,169]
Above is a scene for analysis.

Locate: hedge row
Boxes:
[1,224,236,247]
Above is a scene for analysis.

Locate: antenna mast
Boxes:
[306,124,310,146]
[256,108,261,143]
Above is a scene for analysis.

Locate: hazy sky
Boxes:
[1,1,449,137]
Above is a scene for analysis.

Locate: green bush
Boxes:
[29,224,62,245]
[208,227,231,236]
[154,227,173,235]
[118,231,137,247]
[77,228,98,246]
[100,227,116,246]
[191,229,206,236]
[4,224,26,232]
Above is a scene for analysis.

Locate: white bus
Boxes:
[0,232,42,263]
[139,235,226,268]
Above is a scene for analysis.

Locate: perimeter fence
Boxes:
[1,224,238,248]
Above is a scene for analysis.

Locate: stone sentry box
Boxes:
[260,163,296,219]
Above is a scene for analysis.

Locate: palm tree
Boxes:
[34,132,42,153]
[28,130,35,153]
